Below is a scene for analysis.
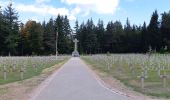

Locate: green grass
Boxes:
[0,57,69,85]
[82,55,170,98]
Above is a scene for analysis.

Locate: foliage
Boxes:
[1,3,19,55]
[1,3,170,55]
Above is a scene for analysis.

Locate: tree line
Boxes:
[0,3,170,55]
[76,10,170,54]
[0,3,73,56]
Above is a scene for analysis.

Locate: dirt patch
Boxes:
[0,60,66,100]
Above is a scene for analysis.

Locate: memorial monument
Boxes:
[72,39,80,57]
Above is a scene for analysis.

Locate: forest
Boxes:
[0,3,170,55]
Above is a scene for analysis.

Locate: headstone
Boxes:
[72,39,79,57]
[20,66,24,80]
[33,64,37,72]
[138,72,148,89]
[144,67,148,76]
[13,64,16,72]
[160,71,168,88]
[157,63,161,76]
[10,65,13,72]
[3,66,7,80]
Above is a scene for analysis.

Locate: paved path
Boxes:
[33,58,131,100]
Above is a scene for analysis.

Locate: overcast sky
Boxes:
[0,0,170,27]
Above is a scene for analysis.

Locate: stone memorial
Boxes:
[72,39,79,57]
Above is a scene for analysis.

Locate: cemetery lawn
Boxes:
[0,56,70,85]
[0,56,69,100]
[82,56,170,99]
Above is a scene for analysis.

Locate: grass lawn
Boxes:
[0,56,70,85]
[82,55,170,98]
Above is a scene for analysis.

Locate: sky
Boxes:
[0,0,170,27]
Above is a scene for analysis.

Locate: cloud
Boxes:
[68,14,76,20]
[0,0,76,21]
[71,7,81,15]
[28,16,40,22]
[15,2,77,21]
[0,0,10,8]
[16,4,69,16]
[62,0,120,15]
[36,0,51,4]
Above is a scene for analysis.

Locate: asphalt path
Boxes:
[33,57,132,100]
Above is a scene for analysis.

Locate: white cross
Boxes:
[73,39,79,51]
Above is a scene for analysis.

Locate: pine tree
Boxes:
[0,6,6,55]
[123,18,132,52]
[104,21,115,52]
[161,11,170,50]
[111,21,124,52]
[63,16,73,54]
[74,20,79,36]
[43,18,56,54]
[96,19,105,53]
[84,19,97,54]
[141,22,148,52]
[55,15,73,54]
[76,22,86,53]
[147,10,162,51]
[3,3,19,55]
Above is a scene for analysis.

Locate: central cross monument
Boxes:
[72,39,80,57]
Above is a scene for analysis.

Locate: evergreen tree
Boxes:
[74,20,79,36]
[147,10,162,51]
[84,19,97,54]
[111,21,124,53]
[123,18,133,52]
[18,22,24,55]
[76,22,86,54]
[141,22,148,52]
[0,6,6,55]
[96,19,105,53]
[63,16,72,36]
[43,18,56,54]
[55,15,73,54]
[3,3,19,55]
[63,16,73,53]
[104,21,114,52]
[161,11,170,50]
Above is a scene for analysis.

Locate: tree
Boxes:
[84,19,97,54]
[43,18,56,54]
[55,15,73,54]
[147,10,162,51]
[3,3,19,55]
[0,6,6,55]
[123,18,133,52]
[141,22,148,52]
[104,21,114,52]
[76,22,86,54]
[63,16,73,53]
[21,20,43,55]
[111,21,124,53]
[96,19,105,53]
[161,11,170,50]
[74,20,79,36]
